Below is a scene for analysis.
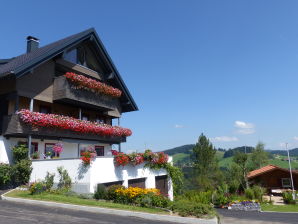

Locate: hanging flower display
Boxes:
[64,72,122,98]
[111,149,168,167]
[18,110,132,137]
[53,143,63,154]
[80,146,97,165]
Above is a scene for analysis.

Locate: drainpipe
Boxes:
[118,118,121,152]
[78,108,82,158]
[28,98,34,159]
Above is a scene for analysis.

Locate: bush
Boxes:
[12,144,28,162]
[0,163,12,188]
[180,190,212,204]
[172,199,214,218]
[212,191,229,206]
[252,185,266,202]
[57,166,71,189]
[29,181,46,195]
[94,184,107,200]
[11,159,32,185]
[283,191,296,204]
[44,172,55,191]
[78,193,94,199]
[244,188,254,200]
[105,185,125,201]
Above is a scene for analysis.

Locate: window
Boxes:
[96,115,105,124]
[64,48,77,64]
[81,114,89,121]
[282,178,291,188]
[128,178,146,188]
[45,143,60,158]
[95,146,104,156]
[64,47,87,67]
[39,105,51,114]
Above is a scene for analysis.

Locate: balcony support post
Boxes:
[118,118,121,152]
[79,108,82,120]
[28,98,34,159]
[14,95,19,113]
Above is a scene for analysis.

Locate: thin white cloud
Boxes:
[210,136,238,142]
[174,124,184,128]
[293,136,298,141]
[234,120,255,135]
[279,143,292,148]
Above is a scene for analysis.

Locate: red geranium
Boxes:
[64,72,122,98]
[18,110,132,138]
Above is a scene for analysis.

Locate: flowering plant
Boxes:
[64,72,122,98]
[114,152,130,166]
[53,143,63,154]
[80,146,97,165]
[111,149,168,167]
[18,110,132,138]
[115,187,159,199]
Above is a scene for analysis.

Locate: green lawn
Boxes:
[5,190,168,214]
[172,153,189,163]
[261,203,298,212]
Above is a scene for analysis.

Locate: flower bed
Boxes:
[18,109,132,137]
[111,149,168,167]
[228,200,260,211]
[64,72,122,98]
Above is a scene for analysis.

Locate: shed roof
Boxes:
[247,164,298,179]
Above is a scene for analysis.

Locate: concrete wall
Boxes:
[0,136,17,164]
[30,156,173,200]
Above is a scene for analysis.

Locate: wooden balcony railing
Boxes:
[53,76,121,111]
[2,114,126,143]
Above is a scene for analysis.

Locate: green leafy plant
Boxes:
[44,172,55,191]
[252,185,266,202]
[29,181,46,195]
[12,144,28,162]
[244,188,254,200]
[282,191,296,204]
[57,166,72,189]
[11,159,32,185]
[31,152,39,160]
[172,199,214,218]
[0,163,12,187]
[94,184,107,200]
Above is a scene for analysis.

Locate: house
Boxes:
[247,164,298,193]
[0,28,173,199]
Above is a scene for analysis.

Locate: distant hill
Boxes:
[163,144,195,155]
[223,146,254,158]
[267,148,298,156]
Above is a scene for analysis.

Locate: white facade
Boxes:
[0,136,173,200]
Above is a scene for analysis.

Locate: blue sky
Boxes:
[1,0,298,151]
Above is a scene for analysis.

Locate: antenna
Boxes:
[285,143,295,199]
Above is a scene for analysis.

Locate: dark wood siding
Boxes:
[2,114,126,144]
[128,178,146,188]
[155,175,168,196]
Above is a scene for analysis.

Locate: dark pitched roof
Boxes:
[0,28,138,112]
[0,28,93,77]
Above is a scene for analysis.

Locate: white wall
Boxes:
[30,156,173,199]
[0,136,18,164]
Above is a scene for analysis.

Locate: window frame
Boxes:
[44,143,60,158]
[281,178,291,188]
[95,146,105,157]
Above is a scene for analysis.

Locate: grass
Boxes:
[261,203,298,212]
[5,190,168,214]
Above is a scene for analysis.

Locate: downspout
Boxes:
[28,98,34,159]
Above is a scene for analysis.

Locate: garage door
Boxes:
[155,175,168,195]
[128,178,146,188]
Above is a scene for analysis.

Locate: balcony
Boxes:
[2,114,126,143]
[53,75,121,112]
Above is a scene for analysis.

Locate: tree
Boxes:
[251,142,269,169]
[191,133,221,190]
[233,152,249,190]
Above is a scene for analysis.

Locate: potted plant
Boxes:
[31,152,39,160]
[45,151,52,159]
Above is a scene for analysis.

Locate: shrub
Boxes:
[29,181,46,195]
[78,193,94,199]
[181,190,212,204]
[283,191,296,204]
[12,144,28,162]
[252,185,266,202]
[172,199,214,218]
[11,159,32,185]
[105,185,125,201]
[212,191,229,206]
[57,166,72,189]
[44,172,55,191]
[0,163,12,187]
[244,188,254,200]
[135,192,170,208]
[94,184,107,200]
